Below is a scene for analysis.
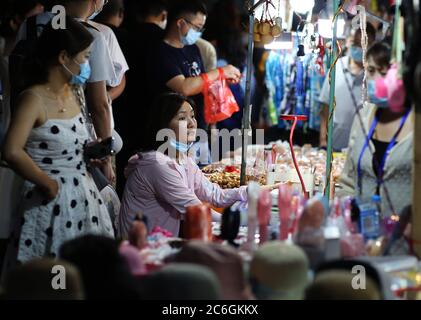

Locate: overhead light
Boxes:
[254,0,287,29]
[317,5,347,39]
[290,0,315,14]
[264,32,293,50]
[264,41,294,50]
[317,17,346,39]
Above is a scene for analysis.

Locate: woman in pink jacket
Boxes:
[118,93,247,238]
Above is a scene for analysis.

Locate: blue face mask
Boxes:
[350,46,363,63]
[169,138,193,153]
[63,60,91,85]
[181,28,202,46]
[368,79,389,108]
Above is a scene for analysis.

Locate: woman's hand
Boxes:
[40,178,59,201]
[101,158,116,183]
[85,138,112,168]
[262,183,282,191]
[246,183,281,194]
[222,65,241,84]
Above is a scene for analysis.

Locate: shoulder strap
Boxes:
[72,85,97,140]
[71,85,89,118]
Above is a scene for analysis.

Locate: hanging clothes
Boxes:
[265,49,327,132]
[306,54,328,131]
[265,50,285,127]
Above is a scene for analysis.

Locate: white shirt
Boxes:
[319,56,364,151]
[195,38,217,72]
[87,21,129,87]
[16,12,116,84]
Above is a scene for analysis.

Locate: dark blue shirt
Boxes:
[153,41,206,129]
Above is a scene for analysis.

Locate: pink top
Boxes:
[118,151,248,238]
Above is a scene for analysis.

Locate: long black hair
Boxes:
[139,92,196,152]
[21,16,93,89]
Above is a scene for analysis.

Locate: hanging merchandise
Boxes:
[265,50,288,127]
[307,62,326,131]
[264,33,327,132]
[356,5,370,107]
[344,0,360,15]
[253,0,283,44]
[295,47,306,120]
[315,36,326,76]
[304,24,318,52]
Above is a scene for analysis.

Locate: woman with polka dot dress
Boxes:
[1,18,114,270]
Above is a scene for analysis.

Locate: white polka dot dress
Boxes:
[5,113,114,266]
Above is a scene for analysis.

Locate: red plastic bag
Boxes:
[201,68,240,124]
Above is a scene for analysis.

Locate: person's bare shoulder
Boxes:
[16,86,45,120]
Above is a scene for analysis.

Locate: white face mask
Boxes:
[169,138,193,153]
[158,16,168,30]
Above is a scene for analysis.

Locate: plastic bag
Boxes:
[201,68,239,124]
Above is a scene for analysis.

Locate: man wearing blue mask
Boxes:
[319,23,376,152]
[149,0,241,167]
[150,0,241,137]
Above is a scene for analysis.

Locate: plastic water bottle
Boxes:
[359,195,381,240]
